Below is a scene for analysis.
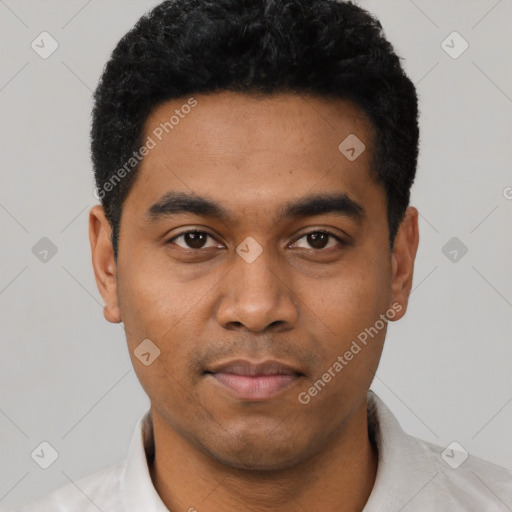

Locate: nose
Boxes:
[215,245,298,333]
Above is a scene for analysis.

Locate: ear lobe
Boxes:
[389,206,419,321]
[89,205,121,324]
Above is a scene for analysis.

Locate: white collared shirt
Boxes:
[17,391,512,511]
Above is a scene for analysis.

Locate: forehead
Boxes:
[143,91,373,158]
[124,91,381,222]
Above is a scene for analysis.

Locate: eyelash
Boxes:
[166,229,347,251]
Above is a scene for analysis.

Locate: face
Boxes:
[90,91,418,471]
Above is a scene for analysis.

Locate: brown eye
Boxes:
[306,232,329,249]
[292,230,345,250]
[168,230,218,250]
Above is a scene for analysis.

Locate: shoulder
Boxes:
[415,436,512,509]
[17,460,126,512]
[366,392,512,511]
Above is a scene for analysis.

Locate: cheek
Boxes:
[117,255,192,338]
[117,262,199,411]
[116,255,209,377]
[300,245,392,393]
[316,255,391,334]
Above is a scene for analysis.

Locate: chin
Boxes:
[211,449,306,472]
[200,429,315,472]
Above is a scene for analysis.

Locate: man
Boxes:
[19,0,512,510]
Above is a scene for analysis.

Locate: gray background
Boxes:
[1,0,511,509]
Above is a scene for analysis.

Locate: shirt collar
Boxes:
[364,390,438,510]
[119,391,436,511]
[120,408,169,511]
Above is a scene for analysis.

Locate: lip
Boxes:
[204,359,304,401]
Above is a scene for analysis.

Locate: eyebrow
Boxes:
[146,191,365,224]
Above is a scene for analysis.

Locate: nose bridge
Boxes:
[235,246,280,300]
[217,238,297,331]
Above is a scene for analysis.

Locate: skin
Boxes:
[89,91,419,512]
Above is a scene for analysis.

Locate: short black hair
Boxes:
[91,0,419,259]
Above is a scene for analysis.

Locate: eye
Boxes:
[291,230,346,250]
[166,229,347,252]
[167,230,219,250]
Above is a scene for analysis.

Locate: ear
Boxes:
[389,206,419,321]
[89,205,121,324]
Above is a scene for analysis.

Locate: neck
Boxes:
[149,400,378,512]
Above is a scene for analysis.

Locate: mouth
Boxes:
[204,359,305,401]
